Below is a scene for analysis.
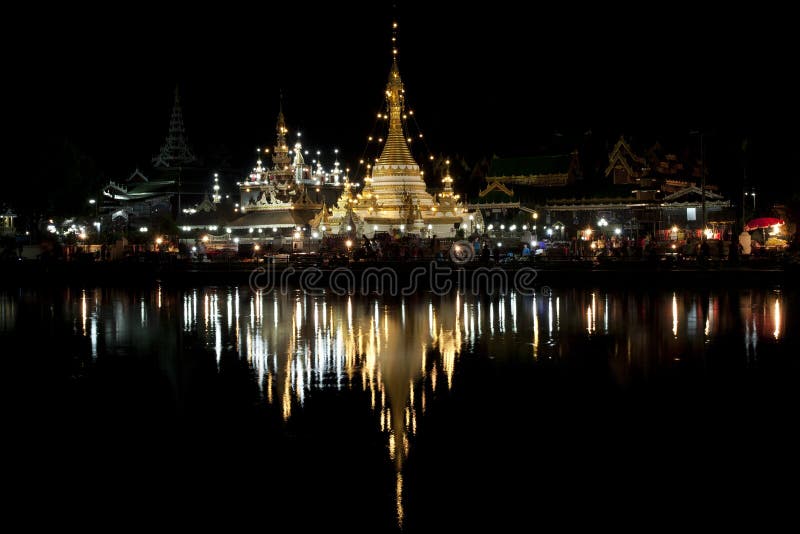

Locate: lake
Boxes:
[3,285,797,531]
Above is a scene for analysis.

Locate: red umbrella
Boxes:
[744,217,784,231]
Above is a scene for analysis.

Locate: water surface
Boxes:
[3,286,797,531]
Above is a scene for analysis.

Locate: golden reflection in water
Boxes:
[81,289,88,336]
[672,293,678,338]
[43,286,789,530]
[239,292,486,528]
[1,285,795,533]
[395,472,404,528]
[80,289,98,358]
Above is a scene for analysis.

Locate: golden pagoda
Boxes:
[319,21,466,237]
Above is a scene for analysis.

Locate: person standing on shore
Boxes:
[739,230,752,256]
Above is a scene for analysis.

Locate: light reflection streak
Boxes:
[510,292,517,333]
[0,293,15,332]
[81,290,87,336]
[556,296,560,332]
[672,293,678,338]
[499,296,505,334]
[532,296,539,359]
[90,300,97,359]
[774,298,781,340]
[586,305,592,335]
[213,292,221,364]
[227,291,233,332]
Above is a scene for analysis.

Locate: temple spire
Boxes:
[153,86,196,168]
[272,95,291,171]
[376,21,417,170]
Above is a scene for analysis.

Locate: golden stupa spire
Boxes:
[377,21,417,169]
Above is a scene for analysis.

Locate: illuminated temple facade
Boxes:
[216,24,467,241]
[320,47,467,237]
[228,107,344,232]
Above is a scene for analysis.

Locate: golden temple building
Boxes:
[318,23,467,238]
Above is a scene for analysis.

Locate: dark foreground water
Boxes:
[3,286,799,531]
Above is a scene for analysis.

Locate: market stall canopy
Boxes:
[744,217,784,231]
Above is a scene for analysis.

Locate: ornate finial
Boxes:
[374,19,417,170]
[391,20,398,64]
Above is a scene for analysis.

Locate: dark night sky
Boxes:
[9,2,799,207]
